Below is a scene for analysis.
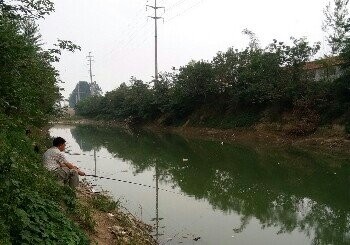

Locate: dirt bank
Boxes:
[144,123,350,153]
[55,119,350,153]
[76,184,157,245]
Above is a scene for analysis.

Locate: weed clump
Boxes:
[92,193,119,212]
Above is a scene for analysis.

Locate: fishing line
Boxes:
[85,174,185,196]
[86,174,205,244]
[83,167,126,177]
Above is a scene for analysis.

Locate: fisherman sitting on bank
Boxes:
[43,137,85,188]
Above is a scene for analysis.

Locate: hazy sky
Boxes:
[38,0,330,99]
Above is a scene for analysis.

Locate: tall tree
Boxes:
[323,0,350,54]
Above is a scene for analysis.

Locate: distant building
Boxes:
[304,57,344,82]
[68,81,102,108]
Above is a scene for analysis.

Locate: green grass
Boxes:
[92,193,119,213]
[71,202,96,232]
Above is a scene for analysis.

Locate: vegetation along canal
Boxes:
[50,125,350,245]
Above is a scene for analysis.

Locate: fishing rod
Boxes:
[85,174,185,196]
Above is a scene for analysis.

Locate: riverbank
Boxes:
[55,118,350,154]
[76,183,157,245]
[147,123,350,154]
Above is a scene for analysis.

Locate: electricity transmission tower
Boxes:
[86,52,101,96]
[147,0,164,81]
[86,52,94,84]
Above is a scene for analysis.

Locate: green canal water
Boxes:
[50,125,350,245]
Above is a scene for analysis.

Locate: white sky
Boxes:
[38,0,330,99]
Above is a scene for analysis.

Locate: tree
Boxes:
[0,16,60,126]
[0,0,54,20]
[323,0,350,54]
[242,28,260,51]
[323,0,350,125]
[174,60,217,107]
[153,72,175,113]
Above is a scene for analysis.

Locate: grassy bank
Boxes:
[0,125,157,244]
[0,126,90,244]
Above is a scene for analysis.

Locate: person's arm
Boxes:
[57,153,86,176]
[63,162,86,176]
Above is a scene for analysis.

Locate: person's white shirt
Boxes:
[43,147,67,171]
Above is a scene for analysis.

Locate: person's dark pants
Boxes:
[53,167,79,188]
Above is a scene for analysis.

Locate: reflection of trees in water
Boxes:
[71,128,99,152]
[71,125,350,244]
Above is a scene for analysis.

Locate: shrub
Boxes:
[282,100,320,136]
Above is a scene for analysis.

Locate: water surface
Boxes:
[50,125,350,245]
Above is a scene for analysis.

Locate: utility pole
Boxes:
[147,0,164,232]
[147,0,164,81]
[146,3,165,237]
[87,52,94,85]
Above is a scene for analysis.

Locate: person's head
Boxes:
[53,137,66,151]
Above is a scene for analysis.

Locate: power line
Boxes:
[166,0,205,23]
[103,18,150,60]
[101,1,150,59]
[167,0,188,11]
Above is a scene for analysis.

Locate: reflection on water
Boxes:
[53,125,350,245]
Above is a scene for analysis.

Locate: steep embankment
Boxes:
[0,126,157,244]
